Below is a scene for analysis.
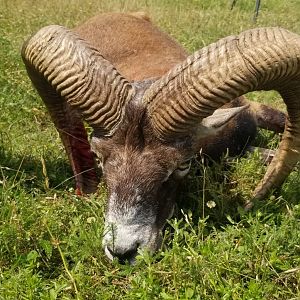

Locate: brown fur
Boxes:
[74,13,188,81]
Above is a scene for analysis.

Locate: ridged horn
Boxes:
[144,27,300,199]
[22,25,134,135]
[22,25,134,194]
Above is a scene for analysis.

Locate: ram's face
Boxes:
[90,123,193,264]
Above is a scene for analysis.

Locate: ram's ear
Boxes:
[197,105,248,137]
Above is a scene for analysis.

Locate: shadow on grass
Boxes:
[0,145,75,193]
[175,158,243,228]
[175,153,300,232]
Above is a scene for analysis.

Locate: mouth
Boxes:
[104,245,114,261]
[104,245,137,265]
[102,216,166,264]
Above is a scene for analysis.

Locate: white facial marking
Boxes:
[103,190,159,261]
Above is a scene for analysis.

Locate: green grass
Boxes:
[1,0,300,299]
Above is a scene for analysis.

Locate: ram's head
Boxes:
[22,14,300,264]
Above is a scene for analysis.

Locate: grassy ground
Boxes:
[1,0,300,299]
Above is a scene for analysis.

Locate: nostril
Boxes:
[107,245,138,264]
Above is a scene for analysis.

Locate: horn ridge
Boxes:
[22,25,133,135]
[22,24,134,194]
[144,27,300,200]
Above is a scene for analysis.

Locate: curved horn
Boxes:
[22,25,134,194]
[22,25,134,134]
[144,27,300,199]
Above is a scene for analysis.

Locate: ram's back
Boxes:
[74,12,188,81]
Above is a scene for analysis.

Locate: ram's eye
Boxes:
[173,160,192,178]
[94,153,104,169]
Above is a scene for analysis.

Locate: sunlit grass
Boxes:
[1,0,300,299]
